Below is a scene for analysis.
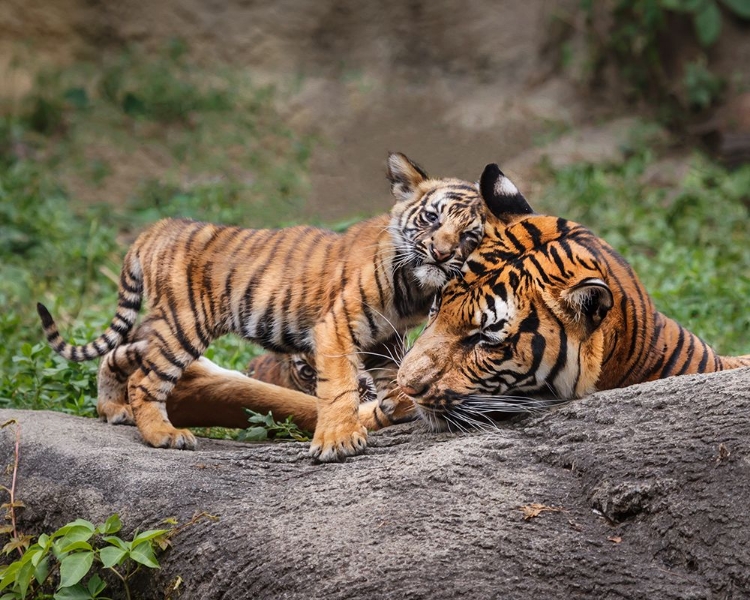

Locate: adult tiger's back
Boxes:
[38,153,488,461]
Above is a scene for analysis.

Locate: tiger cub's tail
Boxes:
[37,252,143,362]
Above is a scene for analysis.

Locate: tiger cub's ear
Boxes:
[387,152,429,202]
[480,163,534,223]
[560,278,613,335]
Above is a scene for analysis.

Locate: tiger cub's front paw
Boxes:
[139,421,197,450]
[309,422,368,462]
[378,390,417,425]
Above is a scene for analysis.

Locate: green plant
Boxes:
[0,515,169,600]
[0,420,170,600]
[662,0,750,46]
[578,0,750,113]
[238,410,311,442]
[683,58,725,109]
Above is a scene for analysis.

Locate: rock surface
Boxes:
[1,367,749,599]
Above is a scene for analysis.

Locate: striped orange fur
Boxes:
[38,153,485,461]
[397,164,750,430]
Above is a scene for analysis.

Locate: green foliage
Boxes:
[683,58,725,110]
[238,410,311,442]
[539,150,750,355]
[0,44,311,418]
[579,0,750,112]
[0,514,169,600]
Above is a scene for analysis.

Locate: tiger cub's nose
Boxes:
[429,244,454,263]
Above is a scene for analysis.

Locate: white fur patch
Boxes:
[472,295,512,331]
[494,176,519,197]
[196,357,248,380]
[414,265,448,290]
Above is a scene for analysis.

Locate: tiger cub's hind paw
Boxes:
[97,399,135,426]
[309,423,368,463]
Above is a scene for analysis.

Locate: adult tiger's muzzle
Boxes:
[397,340,449,403]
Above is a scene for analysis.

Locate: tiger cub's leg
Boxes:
[128,321,205,450]
[97,341,146,425]
[310,320,368,461]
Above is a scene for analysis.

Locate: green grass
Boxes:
[0,45,747,422]
[0,45,312,418]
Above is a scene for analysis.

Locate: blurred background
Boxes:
[1,0,748,419]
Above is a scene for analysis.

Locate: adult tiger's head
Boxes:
[398,164,635,431]
[386,153,488,291]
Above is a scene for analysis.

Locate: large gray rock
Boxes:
[2,367,749,599]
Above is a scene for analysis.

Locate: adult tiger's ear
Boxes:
[560,278,613,335]
[387,152,429,202]
[479,163,534,223]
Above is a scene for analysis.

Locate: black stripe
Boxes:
[697,338,710,373]
[675,332,696,375]
[163,295,202,359]
[144,361,178,384]
[660,327,686,378]
[359,278,378,338]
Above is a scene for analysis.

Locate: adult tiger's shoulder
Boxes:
[397,164,750,429]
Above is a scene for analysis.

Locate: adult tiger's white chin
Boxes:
[414,404,451,432]
[414,264,448,291]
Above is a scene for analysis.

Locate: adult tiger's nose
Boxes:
[429,244,453,263]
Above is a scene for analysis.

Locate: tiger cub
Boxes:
[397,164,750,430]
[38,153,484,462]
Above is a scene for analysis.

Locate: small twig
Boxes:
[109,566,132,600]
[1,419,23,557]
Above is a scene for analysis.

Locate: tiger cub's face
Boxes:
[387,153,485,291]
[247,352,377,403]
[397,171,616,431]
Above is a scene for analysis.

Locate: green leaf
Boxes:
[237,426,268,442]
[128,543,160,569]
[131,529,169,547]
[720,0,750,17]
[16,560,33,599]
[122,93,145,116]
[58,551,94,589]
[87,573,106,597]
[694,2,722,45]
[34,556,50,586]
[54,584,93,600]
[98,546,127,569]
[54,520,95,538]
[96,515,122,535]
[0,562,21,591]
[63,87,89,110]
[60,541,93,553]
[100,536,129,552]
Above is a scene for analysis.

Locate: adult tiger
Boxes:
[37,153,486,462]
[397,164,750,430]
